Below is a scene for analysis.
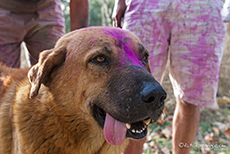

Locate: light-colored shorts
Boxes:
[0,0,65,68]
[123,0,226,108]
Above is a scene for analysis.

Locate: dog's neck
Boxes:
[46,98,129,154]
[13,81,128,154]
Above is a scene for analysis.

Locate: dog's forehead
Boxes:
[58,27,146,66]
[101,27,145,66]
[59,27,142,49]
[81,27,141,45]
[91,27,144,55]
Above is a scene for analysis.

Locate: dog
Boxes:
[0,26,166,154]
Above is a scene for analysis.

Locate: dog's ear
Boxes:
[28,46,66,98]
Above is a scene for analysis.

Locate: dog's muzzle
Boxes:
[91,65,166,146]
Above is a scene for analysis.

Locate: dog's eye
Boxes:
[143,53,149,63]
[95,56,106,63]
[91,55,108,65]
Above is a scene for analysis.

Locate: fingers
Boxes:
[112,14,122,28]
[112,0,127,28]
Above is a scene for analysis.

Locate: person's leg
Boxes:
[123,0,171,83]
[0,7,25,68]
[25,0,65,66]
[172,98,200,154]
[122,138,146,154]
[169,0,226,153]
[228,23,230,36]
[25,24,64,66]
[0,44,21,68]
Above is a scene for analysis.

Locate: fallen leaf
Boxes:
[217,96,230,104]
[218,138,229,145]
[157,117,164,125]
[201,146,211,153]
[147,132,161,142]
[201,146,218,154]
[149,140,159,151]
[154,132,161,138]
[147,132,153,142]
[204,133,219,143]
[161,126,172,139]
[223,127,230,139]
[213,122,227,131]
[161,147,170,154]
[157,109,168,125]
[212,126,220,136]
[165,115,173,121]
[163,108,169,115]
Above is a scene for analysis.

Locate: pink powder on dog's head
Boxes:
[103,28,143,67]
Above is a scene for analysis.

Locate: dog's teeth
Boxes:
[131,128,145,134]
[143,119,151,126]
[126,123,131,129]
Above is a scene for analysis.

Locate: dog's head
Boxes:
[28,26,166,146]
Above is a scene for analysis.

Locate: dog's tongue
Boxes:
[103,113,127,146]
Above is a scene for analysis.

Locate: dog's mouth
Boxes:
[92,105,151,146]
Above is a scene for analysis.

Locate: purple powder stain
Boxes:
[103,27,143,67]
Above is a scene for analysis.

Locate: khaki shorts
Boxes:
[0,0,65,68]
[123,0,226,108]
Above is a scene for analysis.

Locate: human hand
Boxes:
[221,0,230,22]
[112,0,127,28]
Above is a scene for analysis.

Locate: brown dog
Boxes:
[0,26,166,154]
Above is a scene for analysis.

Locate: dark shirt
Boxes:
[0,0,53,13]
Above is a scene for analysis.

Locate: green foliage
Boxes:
[89,0,115,26]
[61,0,114,32]
[61,0,70,32]
[89,0,102,26]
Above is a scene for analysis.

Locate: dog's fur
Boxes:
[0,27,166,154]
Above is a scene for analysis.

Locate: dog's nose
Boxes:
[141,83,167,106]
